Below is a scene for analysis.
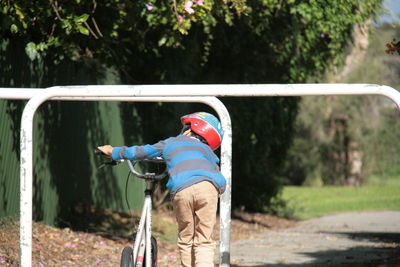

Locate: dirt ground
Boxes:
[1,210,399,266]
[231,211,400,266]
[0,210,293,267]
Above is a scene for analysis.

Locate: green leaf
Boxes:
[25,42,38,61]
[36,42,48,51]
[77,25,89,35]
[158,37,167,46]
[10,24,18,33]
[61,19,72,32]
[74,14,89,23]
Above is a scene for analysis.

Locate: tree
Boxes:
[0,0,384,214]
[1,1,383,80]
[283,23,400,188]
[0,0,247,70]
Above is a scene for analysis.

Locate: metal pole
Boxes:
[146,194,152,267]
[0,83,399,267]
[17,91,232,267]
[20,93,55,267]
[44,83,400,108]
[1,83,400,107]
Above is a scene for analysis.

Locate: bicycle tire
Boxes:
[120,246,133,267]
[133,233,158,267]
[150,235,158,267]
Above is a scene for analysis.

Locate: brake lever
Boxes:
[98,160,120,169]
[94,148,107,156]
[94,148,122,169]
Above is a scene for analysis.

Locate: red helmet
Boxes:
[181,112,224,150]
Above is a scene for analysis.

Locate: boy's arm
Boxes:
[112,140,166,161]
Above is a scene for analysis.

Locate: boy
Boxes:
[98,112,226,267]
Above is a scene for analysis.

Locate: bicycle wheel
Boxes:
[133,233,158,266]
[120,246,133,267]
[150,235,158,267]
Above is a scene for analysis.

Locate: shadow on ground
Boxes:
[231,231,400,267]
[326,231,400,244]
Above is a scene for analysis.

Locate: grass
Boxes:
[281,177,400,220]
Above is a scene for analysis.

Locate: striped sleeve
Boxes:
[111,139,167,161]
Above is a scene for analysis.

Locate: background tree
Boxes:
[0,0,384,221]
[282,22,400,187]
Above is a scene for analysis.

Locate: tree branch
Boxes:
[91,0,103,37]
[91,18,103,38]
[83,21,98,39]
[51,1,63,21]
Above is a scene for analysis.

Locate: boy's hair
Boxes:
[180,124,208,146]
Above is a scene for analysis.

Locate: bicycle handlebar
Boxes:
[94,148,121,168]
[94,148,168,180]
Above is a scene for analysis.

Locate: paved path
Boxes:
[231,211,400,266]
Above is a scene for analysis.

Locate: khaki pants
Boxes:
[172,181,219,267]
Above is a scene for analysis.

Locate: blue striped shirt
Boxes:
[112,135,226,199]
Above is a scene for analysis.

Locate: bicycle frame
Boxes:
[94,148,166,267]
[127,160,157,267]
[132,181,153,267]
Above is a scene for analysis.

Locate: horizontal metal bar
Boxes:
[1,83,399,267]
[0,83,398,97]
[17,93,232,267]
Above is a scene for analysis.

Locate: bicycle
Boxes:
[95,148,168,267]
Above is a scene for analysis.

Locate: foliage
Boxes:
[364,107,400,177]
[223,97,298,211]
[284,95,400,187]
[285,96,374,186]
[1,0,383,80]
[0,0,385,214]
[282,24,400,188]
[110,0,383,210]
[0,0,383,84]
[0,0,247,65]
[241,0,383,82]
[344,24,400,181]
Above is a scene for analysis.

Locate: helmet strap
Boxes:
[180,124,191,134]
[190,132,208,146]
[180,124,209,146]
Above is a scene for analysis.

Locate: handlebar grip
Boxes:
[95,148,167,179]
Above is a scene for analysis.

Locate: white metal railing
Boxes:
[0,83,400,267]
[2,83,400,105]
[17,92,232,267]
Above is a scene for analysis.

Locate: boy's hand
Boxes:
[97,145,114,157]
